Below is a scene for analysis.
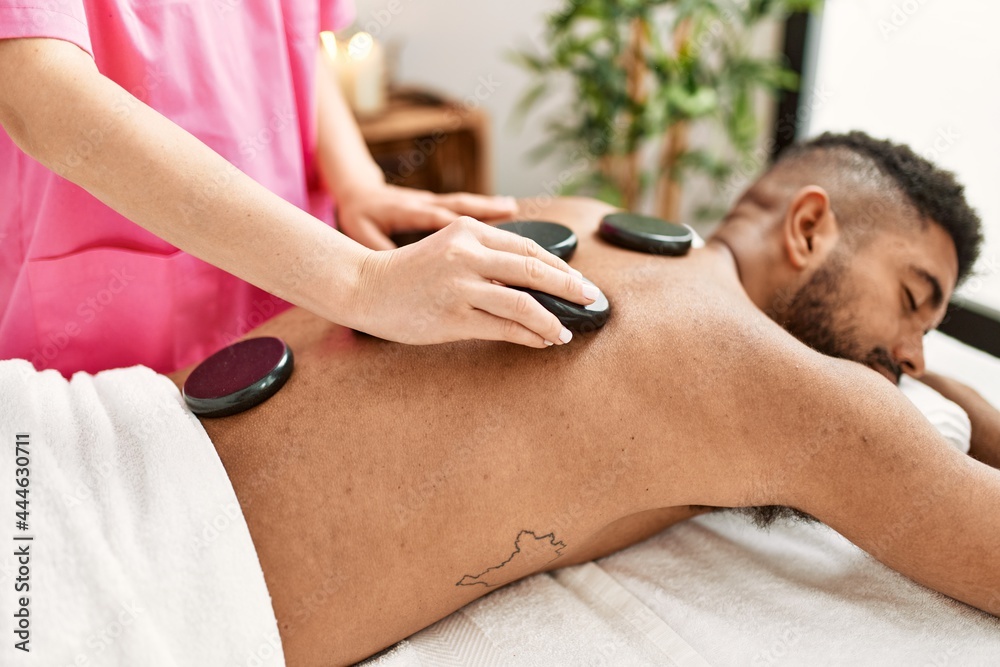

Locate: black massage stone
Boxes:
[512,276,610,334]
[496,220,578,262]
[183,337,293,418]
[598,212,693,256]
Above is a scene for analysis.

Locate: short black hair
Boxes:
[690,504,819,530]
[736,505,818,529]
[778,131,983,284]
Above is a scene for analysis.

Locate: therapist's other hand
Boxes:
[337,182,519,250]
[352,216,594,347]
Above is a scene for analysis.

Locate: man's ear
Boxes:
[781,186,839,270]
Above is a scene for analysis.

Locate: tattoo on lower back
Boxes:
[456,530,567,588]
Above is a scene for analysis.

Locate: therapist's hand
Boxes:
[337,182,520,250]
[351,216,595,347]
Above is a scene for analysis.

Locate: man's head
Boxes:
[715,131,983,384]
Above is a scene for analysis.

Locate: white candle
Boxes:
[347,32,386,116]
[320,30,386,117]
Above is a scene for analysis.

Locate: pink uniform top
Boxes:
[0,0,353,376]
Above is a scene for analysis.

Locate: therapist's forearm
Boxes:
[0,37,372,328]
[314,48,385,199]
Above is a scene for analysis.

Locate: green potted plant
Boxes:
[512,0,821,221]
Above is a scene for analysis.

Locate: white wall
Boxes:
[351,0,570,198]
[805,0,1000,315]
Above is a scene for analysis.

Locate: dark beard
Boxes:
[780,257,901,385]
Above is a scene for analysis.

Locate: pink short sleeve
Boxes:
[0,0,92,56]
[0,0,356,375]
[321,0,355,32]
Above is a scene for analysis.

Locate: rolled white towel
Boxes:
[898,374,971,454]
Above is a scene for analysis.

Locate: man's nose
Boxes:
[893,334,926,378]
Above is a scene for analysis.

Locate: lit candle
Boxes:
[320,30,386,117]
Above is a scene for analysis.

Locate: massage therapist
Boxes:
[0,0,592,377]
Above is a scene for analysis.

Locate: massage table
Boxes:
[4,326,996,665]
[363,331,1000,666]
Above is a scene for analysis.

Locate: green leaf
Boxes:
[506,49,548,73]
[510,80,549,130]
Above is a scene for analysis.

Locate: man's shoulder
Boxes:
[617,252,791,361]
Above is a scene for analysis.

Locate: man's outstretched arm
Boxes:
[920,371,1000,469]
[790,357,1000,616]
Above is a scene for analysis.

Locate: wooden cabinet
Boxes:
[357,90,492,195]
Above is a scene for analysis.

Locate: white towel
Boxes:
[0,359,283,666]
[362,562,711,667]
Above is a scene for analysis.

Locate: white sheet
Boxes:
[367,332,1000,665]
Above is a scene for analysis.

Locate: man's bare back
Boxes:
[170,197,1000,666]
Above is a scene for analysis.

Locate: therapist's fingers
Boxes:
[470,224,592,306]
[431,192,520,221]
[354,216,580,347]
[344,216,396,251]
[464,282,570,348]
[480,249,594,308]
[468,311,558,349]
[396,204,465,231]
[473,222,580,276]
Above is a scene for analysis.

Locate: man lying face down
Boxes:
[168,131,999,666]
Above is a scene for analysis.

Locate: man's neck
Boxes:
[704,237,763,309]
[706,232,784,319]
